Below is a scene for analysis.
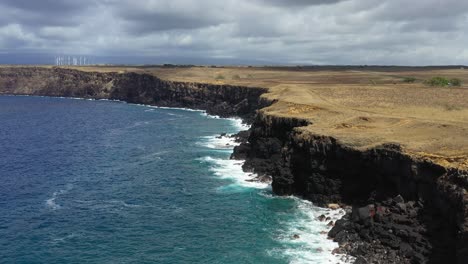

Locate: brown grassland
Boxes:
[6,65,467,169]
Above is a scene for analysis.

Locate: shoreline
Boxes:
[0,94,354,263]
[0,67,466,263]
[195,117,353,263]
[2,94,351,263]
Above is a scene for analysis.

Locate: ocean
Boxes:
[0,96,346,263]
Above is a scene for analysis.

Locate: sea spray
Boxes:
[197,118,351,263]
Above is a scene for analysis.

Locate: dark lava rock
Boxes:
[394,194,405,204]
[354,256,368,264]
[216,132,227,139]
[328,196,441,264]
[245,175,272,183]
[231,143,250,160]
[4,67,464,264]
[232,130,250,143]
[399,242,414,257]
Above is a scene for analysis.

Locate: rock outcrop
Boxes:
[232,110,468,263]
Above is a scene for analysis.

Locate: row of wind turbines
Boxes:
[55,56,92,66]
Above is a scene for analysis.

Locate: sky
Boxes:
[0,0,467,65]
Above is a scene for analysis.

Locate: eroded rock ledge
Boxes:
[1,67,467,263]
[232,111,468,263]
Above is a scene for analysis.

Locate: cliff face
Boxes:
[1,67,467,263]
[233,110,468,263]
[0,67,270,121]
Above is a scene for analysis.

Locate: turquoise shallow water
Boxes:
[0,96,344,264]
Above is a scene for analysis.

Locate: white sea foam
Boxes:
[144,105,204,112]
[110,121,151,135]
[52,233,79,243]
[73,199,146,210]
[31,94,348,263]
[200,130,350,263]
[227,117,250,131]
[45,194,61,210]
[14,96,251,132]
[201,156,269,190]
[199,113,250,131]
[139,151,167,161]
[45,184,73,210]
[46,188,70,210]
[97,98,123,102]
[56,96,95,101]
[271,197,354,264]
[197,129,268,190]
[108,200,143,208]
[200,135,239,150]
[7,95,125,104]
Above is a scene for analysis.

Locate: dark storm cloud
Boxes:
[256,0,348,7]
[373,0,468,21]
[109,1,228,34]
[0,0,95,27]
[0,0,87,14]
[365,0,468,33]
[119,9,223,34]
[0,0,467,65]
[123,14,217,33]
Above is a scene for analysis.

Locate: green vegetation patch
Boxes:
[442,103,462,111]
[425,77,462,87]
[402,77,416,83]
[214,74,225,80]
[450,78,462,86]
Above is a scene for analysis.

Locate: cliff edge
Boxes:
[0,66,466,263]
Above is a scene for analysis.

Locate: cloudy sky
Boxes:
[0,0,467,65]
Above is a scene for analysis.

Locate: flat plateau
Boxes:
[34,65,467,170]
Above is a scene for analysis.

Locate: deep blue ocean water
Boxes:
[0,96,344,264]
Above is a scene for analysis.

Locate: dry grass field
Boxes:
[146,66,468,168]
[10,65,467,169]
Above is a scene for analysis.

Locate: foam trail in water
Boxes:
[51,233,79,243]
[143,105,204,112]
[45,184,73,210]
[200,113,250,131]
[46,193,61,210]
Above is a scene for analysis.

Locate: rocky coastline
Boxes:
[231,112,467,263]
[0,67,270,122]
[1,67,466,263]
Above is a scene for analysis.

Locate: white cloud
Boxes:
[0,0,467,65]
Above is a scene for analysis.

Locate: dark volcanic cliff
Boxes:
[0,67,270,121]
[232,111,468,263]
[0,67,467,264]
